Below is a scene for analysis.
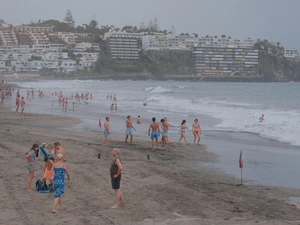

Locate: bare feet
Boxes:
[111,204,118,209]
[27,189,33,192]
[61,205,66,210]
[52,210,57,213]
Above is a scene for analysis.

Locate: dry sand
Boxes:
[1,110,300,225]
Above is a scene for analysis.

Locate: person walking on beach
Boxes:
[46,153,70,213]
[24,143,39,191]
[110,148,124,209]
[20,96,25,116]
[103,117,110,146]
[192,118,201,145]
[178,120,189,145]
[125,115,136,144]
[16,95,20,112]
[148,117,160,150]
[161,117,172,144]
[259,114,264,122]
[162,119,169,147]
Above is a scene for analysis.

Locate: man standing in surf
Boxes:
[259,114,264,122]
[125,115,136,144]
[148,117,160,150]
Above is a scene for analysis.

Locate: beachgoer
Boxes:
[160,119,166,146]
[44,156,54,182]
[103,117,110,146]
[163,117,173,144]
[64,98,68,112]
[46,153,70,213]
[53,142,66,161]
[162,119,169,147]
[178,120,189,145]
[192,118,201,145]
[148,117,160,150]
[136,115,142,124]
[259,114,264,122]
[16,95,20,112]
[20,97,25,116]
[110,148,124,209]
[110,103,115,112]
[113,94,117,102]
[115,103,118,111]
[24,143,39,191]
[125,115,136,144]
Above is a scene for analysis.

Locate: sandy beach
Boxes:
[1,107,300,225]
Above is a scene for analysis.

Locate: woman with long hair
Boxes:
[178,120,189,145]
[24,143,39,191]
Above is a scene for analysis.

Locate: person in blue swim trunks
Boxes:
[125,115,136,144]
[103,117,110,146]
[148,117,160,150]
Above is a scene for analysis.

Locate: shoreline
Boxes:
[2,73,299,82]
[1,109,300,224]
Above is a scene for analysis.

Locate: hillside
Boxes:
[255,40,300,81]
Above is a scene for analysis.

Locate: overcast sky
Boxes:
[1,0,299,48]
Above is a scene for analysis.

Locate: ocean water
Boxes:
[15,79,300,147]
[12,79,300,188]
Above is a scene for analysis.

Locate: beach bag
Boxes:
[35,179,45,191]
[45,181,54,192]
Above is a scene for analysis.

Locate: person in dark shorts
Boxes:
[110,148,124,208]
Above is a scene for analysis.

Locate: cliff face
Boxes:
[255,40,300,82]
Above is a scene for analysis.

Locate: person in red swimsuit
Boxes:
[192,118,201,145]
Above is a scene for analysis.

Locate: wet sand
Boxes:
[1,109,300,225]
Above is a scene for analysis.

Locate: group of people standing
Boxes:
[24,142,123,211]
[102,115,202,150]
[24,142,70,213]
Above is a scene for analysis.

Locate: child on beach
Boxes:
[44,157,54,182]
[24,143,39,191]
[46,153,70,213]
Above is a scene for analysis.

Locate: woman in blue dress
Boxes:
[46,153,70,213]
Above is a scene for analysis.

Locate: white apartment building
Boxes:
[142,34,199,51]
[197,37,254,48]
[60,59,77,72]
[49,44,66,52]
[103,29,144,41]
[12,45,30,53]
[284,48,299,58]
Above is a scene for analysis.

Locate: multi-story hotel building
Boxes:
[192,47,258,76]
[104,30,140,61]
[197,37,254,48]
[284,48,299,58]
[13,25,53,33]
[142,34,199,51]
[106,36,139,61]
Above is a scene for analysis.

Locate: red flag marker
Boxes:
[98,119,102,127]
[239,150,243,169]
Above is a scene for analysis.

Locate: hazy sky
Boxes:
[1,0,299,48]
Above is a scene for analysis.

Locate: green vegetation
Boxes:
[254,39,300,81]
